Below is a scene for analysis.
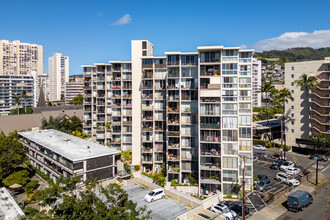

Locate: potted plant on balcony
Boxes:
[214,70,220,76]
[216,163,220,168]
[200,72,205,76]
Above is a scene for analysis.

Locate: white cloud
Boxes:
[251,30,330,51]
[111,14,131,26]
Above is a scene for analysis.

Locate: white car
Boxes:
[144,188,165,202]
[253,156,258,163]
[211,203,237,220]
[285,168,301,175]
[275,172,300,187]
[286,177,300,187]
[279,161,295,171]
[253,145,266,151]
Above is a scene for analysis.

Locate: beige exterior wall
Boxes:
[0,40,43,76]
[65,81,83,103]
[284,60,325,147]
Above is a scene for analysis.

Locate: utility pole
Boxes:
[280,118,283,159]
[316,158,319,186]
[242,155,246,220]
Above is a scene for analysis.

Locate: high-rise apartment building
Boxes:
[49,53,69,102]
[0,75,37,115]
[252,58,262,107]
[285,58,330,147]
[0,40,43,76]
[83,40,254,196]
[65,81,83,104]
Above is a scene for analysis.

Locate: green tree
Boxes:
[21,90,27,113]
[25,177,151,220]
[71,131,90,139]
[60,93,65,102]
[25,180,38,195]
[274,88,293,158]
[3,170,30,186]
[69,94,83,105]
[14,97,21,115]
[47,101,53,106]
[306,133,330,151]
[294,73,318,135]
[121,150,132,163]
[0,132,26,180]
[41,116,83,134]
[261,78,276,145]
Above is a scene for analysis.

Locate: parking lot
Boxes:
[122,184,190,220]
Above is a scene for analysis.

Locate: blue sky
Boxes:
[1,0,329,74]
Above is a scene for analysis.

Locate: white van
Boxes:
[144,188,165,202]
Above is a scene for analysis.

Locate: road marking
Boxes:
[148,188,152,191]
[185,205,192,209]
[141,185,145,188]
[116,183,122,187]
[174,200,180,203]
[321,165,330,172]
[135,182,139,185]
[165,196,170,199]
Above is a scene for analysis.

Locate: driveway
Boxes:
[122,184,191,220]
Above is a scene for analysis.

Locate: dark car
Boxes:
[318,155,328,162]
[270,160,283,169]
[287,190,313,212]
[257,175,268,181]
[230,203,250,216]
[309,153,319,160]
[255,152,270,158]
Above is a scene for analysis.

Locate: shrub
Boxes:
[253,139,267,146]
[224,194,233,199]
[3,170,30,186]
[134,165,141,171]
[25,180,38,195]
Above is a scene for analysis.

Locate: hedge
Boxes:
[25,180,38,195]
[253,139,291,151]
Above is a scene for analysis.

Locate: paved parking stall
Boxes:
[122,184,191,220]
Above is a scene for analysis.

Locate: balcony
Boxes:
[142,116,153,121]
[111,86,121,90]
[168,119,179,125]
[200,163,221,170]
[167,131,180,137]
[141,85,153,90]
[200,123,220,129]
[201,136,220,143]
[142,127,153,132]
[122,94,132,99]
[112,95,121,99]
[168,96,179,101]
[168,155,180,161]
[168,167,180,173]
[200,70,220,77]
[155,126,165,131]
[310,89,330,98]
[142,147,153,153]
[142,106,153,111]
[122,121,132,125]
[142,94,153,100]
[142,74,153,79]
[168,108,179,113]
[168,143,180,149]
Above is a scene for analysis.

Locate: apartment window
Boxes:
[239,103,251,113]
[223,170,238,183]
[239,115,252,126]
[222,63,238,75]
[200,52,220,63]
[291,66,294,70]
[223,143,238,155]
[291,113,294,117]
[142,51,147,56]
[291,90,294,94]
[239,140,251,151]
[142,59,153,65]
[291,106,294,110]
[222,116,238,128]
[167,55,180,65]
[291,82,294,86]
[222,50,238,57]
[291,121,294,125]
[223,157,238,169]
[239,127,251,138]
[291,129,294,133]
[222,103,237,115]
[142,41,147,49]
[222,130,238,142]
[291,74,294,78]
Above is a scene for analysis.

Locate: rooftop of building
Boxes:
[0,187,25,220]
[18,129,120,162]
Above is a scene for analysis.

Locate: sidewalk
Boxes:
[249,172,325,220]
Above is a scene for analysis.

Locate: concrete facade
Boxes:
[65,81,83,104]
[252,58,262,107]
[49,53,69,101]
[0,40,43,76]
[285,58,330,147]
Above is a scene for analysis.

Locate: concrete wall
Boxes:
[173,186,199,196]
[0,107,83,135]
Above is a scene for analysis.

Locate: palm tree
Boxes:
[261,78,276,146]
[294,74,318,135]
[21,90,27,113]
[14,97,21,115]
[274,88,293,159]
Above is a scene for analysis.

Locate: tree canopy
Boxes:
[0,131,26,180]
[69,94,83,105]
[23,177,151,220]
[41,116,83,134]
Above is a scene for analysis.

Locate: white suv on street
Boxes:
[211,203,238,220]
[279,161,295,171]
[144,188,165,202]
[285,168,301,175]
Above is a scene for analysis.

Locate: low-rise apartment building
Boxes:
[65,81,83,104]
[285,58,330,147]
[18,129,120,182]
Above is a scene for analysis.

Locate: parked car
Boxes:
[287,190,313,212]
[279,161,295,171]
[144,188,165,202]
[309,153,319,160]
[211,203,238,220]
[285,168,301,175]
[255,179,272,192]
[253,145,266,151]
[272,153,287,161]
[253,156,258,163]
[257,174,268,181]
[230,203,250,216]
[275,172,300,186]
[270,160,283,169]
[255,152,270,158]
[318,155,328,162]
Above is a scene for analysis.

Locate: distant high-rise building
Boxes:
[252,58,262,107]
[285,58,330,147]
[65,81,83,104]
[0,40,43,76]
[48,53,69,102]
